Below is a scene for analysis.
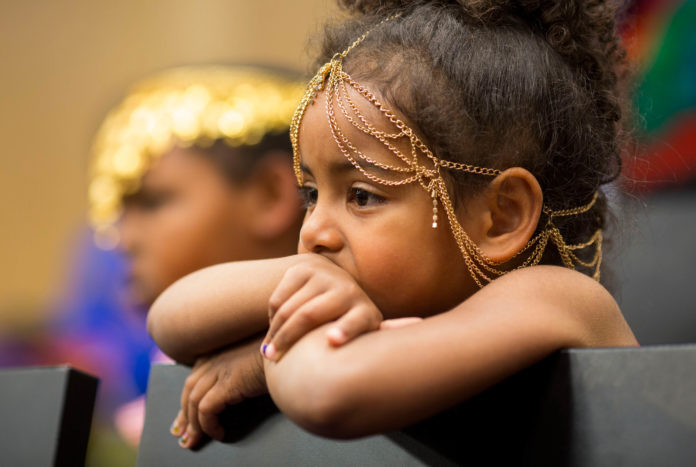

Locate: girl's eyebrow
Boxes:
[300,160,393,178]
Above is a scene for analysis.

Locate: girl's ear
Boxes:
[459,167,543,264]
[241,153,302,240]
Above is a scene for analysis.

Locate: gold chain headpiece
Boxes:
[290,15,603,286]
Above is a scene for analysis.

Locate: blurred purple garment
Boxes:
[0,228,158,417]
[49,229,157,413]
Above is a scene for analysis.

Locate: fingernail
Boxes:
[178,433,189,448]
[264,343,276,360]
[170,421,181,436]
[327,327,345,344]
[261,343,268,356]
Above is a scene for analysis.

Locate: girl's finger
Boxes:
[198,383,241,441]
[326,304,382,347]
[178,359,210,439]
[180,373,217,449]
[265,292,340,360]
[170,410,186,437]
[267,265,313,321]
[265,280,328,347]
[379,317,423,330]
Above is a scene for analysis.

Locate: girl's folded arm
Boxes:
[148,255,302,364]
[265,266,637,439]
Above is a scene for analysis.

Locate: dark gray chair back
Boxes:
[615,189,696,344]
[138,345,696,467]
[0,366,98,467]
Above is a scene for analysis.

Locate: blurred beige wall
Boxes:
[0,0,335,326]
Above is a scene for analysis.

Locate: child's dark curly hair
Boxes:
[313,0,631,280]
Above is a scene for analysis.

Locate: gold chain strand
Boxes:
[336,71,416,171]
[543,192,599,217]
[289,14,603,286]
[340,81,404,140]
[326,67,420,186]
[338,82,421,173]
[330,77,416,176]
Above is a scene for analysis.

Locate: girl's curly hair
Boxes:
[313,0,631,282]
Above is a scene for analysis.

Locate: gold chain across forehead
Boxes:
[290,15,603,286]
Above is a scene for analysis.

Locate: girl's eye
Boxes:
[348,187,385,207]
[124,192,171,212]
[298,186,318,208]
[140,194,169,211]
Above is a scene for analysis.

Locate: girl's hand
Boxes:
[261,254,383,361]
[171,336,266,449]
[379,317,423,330]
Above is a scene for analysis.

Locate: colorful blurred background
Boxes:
[615,0,696,345]
[0,1,334,465]
[622,0,696,192]
[0,0,694,465]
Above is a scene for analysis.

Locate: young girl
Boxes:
[148,0,638,449]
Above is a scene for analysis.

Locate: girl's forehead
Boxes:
[298,89,415,173]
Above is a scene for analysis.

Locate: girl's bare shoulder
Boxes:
[469,265,638,348]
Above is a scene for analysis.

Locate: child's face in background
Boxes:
[296,91,476,319]
[119,147,262,306]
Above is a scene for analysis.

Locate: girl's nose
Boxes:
[298,206,343,254]
[117,211,140,255]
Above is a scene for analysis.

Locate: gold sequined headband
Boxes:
[89,66,305,249]
[290,15,603,286]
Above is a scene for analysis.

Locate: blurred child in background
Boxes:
[47,65,306,459]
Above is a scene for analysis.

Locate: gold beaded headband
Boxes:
[290,16,602,285]
[89,66,305,249]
